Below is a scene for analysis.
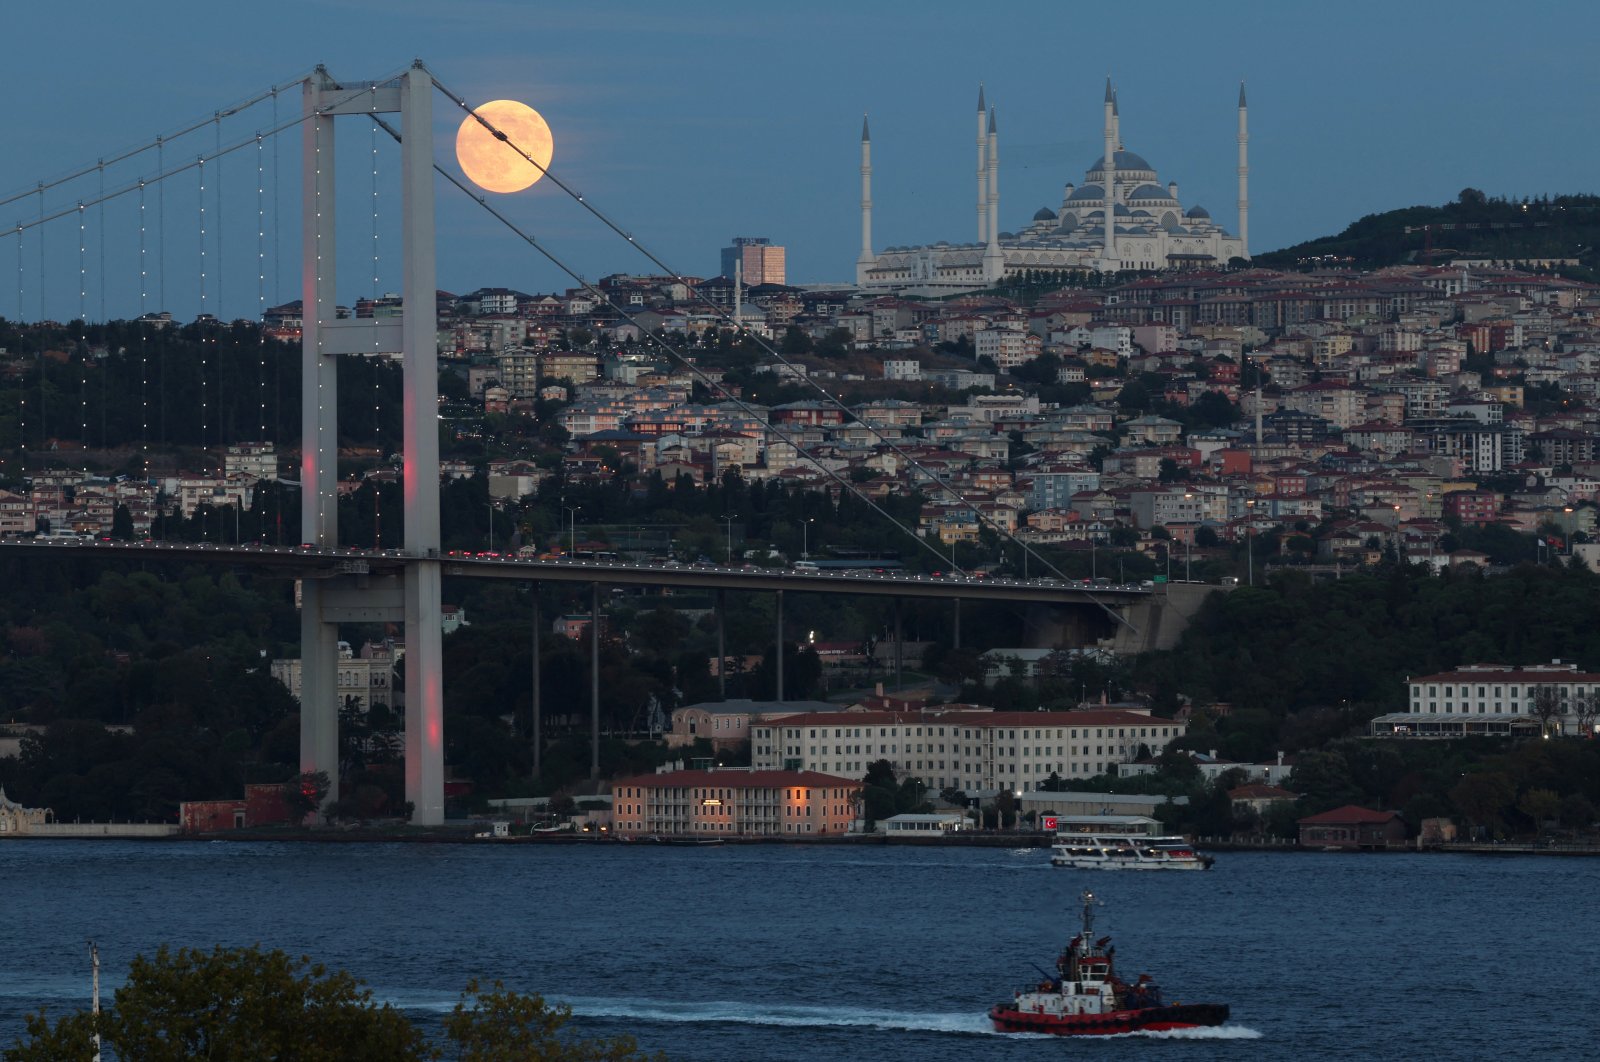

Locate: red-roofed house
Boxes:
[1297,805,1406,849]
[610,768,861,838]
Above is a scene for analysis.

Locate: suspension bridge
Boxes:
[0,62,1191,825]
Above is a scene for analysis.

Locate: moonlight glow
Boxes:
[455,100,554,194]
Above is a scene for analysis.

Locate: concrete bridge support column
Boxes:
[297,581,340,814]
[590,582,601,781]
[953,598,961,650]
[716,589,726,699]
[894,598,903,693]
[403,561,445,824]
[531,587,541,778]
[775,589,785,702]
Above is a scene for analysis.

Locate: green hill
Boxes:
[1255,189,1600,280]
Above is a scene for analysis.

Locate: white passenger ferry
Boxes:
[1049,815,1213,871]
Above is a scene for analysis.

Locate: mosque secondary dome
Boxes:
[1033,206,1058,222]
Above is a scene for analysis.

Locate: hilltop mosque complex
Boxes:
[855,81,1250,294]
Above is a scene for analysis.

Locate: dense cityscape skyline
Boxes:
[6,1,1600,322]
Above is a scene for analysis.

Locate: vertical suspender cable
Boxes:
[371,100,382,548]
[215,114,224,458]
[139,178,149,483]
[198,155,208,485]
[79,201,87,470]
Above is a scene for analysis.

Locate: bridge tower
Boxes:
[298,64,444,825]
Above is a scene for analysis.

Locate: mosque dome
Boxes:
[1067,184,1106,201]
[1088,150,1154,174]
[1032,206,1058,222]
[1186,205,1211,219]
[1128,184,1170,200]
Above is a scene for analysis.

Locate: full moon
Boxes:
[455,100,554,194]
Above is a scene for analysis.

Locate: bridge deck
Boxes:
[0,540,1151,605]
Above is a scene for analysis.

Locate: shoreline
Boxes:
[5,829,1598,856]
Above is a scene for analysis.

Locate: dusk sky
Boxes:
[4,0,1599,322]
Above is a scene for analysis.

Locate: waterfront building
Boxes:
[666,698,842,752]
[611,768,860,837]
[0,787,52,834]
[1297,805,1406,849]
[1370,660,1600,738]
[856,82,1248,294]
[750,709,1186,793]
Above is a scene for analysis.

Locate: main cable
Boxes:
[429,71,1084,592]
[365,112,956,573]
[428,72,1132,624]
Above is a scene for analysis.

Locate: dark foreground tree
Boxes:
[5,945,664,1062]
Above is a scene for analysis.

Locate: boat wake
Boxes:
[563,997,995,1035]
[384,991,1260,1041]
[1113,1024,1263,1040]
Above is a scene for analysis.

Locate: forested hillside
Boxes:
[1256,189,1600,278]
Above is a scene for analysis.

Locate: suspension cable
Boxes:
[366,111,957,572]
[428,71,1080,588]
[0,70,317,213]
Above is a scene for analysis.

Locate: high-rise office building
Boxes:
[721,236,786,286]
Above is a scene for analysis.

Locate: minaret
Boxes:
[976,84,988,244]
[856,114,873,286]
[734,259,743,329]
[982,106,1005,283]
[1102,78,1118,269]
[1112,89,1122,150]
[1237,82,1250,260]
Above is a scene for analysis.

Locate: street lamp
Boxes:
[562,505,581,556]
[722,513,737,564]
[803,517,814,561]
[1245,499,1255,586]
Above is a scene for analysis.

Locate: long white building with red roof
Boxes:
[750,709,1187,795]
[1370,660,1600,738]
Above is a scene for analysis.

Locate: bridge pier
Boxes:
[403,561,445,824]
[893,598,903,693]
[531,586,541,779]
[297,581,340,814]
[953,598,961,650]
[716,589,726,699]
[775,589,784,702]
[590,582,600,781]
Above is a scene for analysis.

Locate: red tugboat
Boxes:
[988,890,1229,1036]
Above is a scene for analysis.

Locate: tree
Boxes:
[6,948,667,1062]
[1450,771,1515,834]
[1517,787,1561,838]
[1571,690,1597,739]
[111,504,134,541]
[443,979,663,1062]
[281,769,331,823]
[1528,686,1565,736]
[8,944,428,1062]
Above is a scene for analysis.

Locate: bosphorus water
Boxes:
[0,840,1590,1060]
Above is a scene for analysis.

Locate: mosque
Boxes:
[854,81,1249,293]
